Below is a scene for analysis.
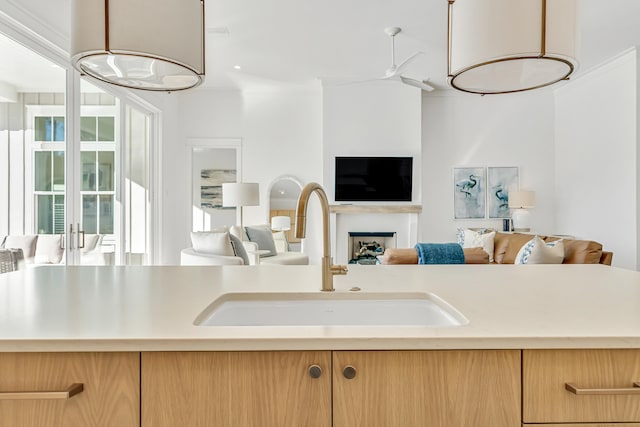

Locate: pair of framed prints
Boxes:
[453,166,518,219]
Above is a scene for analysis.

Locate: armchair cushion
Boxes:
[34,234,64,264]
[3,235,38,262]
[245,225,277,257]
[229,233,250,265]
[190,231,235,256]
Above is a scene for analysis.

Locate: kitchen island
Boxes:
[1,264,640,426]
[0,264,638,351]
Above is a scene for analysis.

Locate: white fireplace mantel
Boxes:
[329,204,422,264]
[329,204,422,214]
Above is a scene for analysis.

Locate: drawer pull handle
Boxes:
[565,382,640,395]
[0,383,84,400]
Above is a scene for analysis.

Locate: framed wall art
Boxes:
[487,166,518,218]
[200,169,236,209]
[453,167,486,219]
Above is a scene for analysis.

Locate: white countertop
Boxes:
[0,264,639,352]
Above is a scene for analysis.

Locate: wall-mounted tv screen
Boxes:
[335,156,413,202]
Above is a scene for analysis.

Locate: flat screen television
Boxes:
[335,156,413,202]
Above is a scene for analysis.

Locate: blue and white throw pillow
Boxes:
[514,236,564,264]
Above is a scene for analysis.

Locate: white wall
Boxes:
[554,49,638,270]
[421,90,557,243]
[160,87,323,264]
[322,82,422,263]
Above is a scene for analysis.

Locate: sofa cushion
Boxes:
[458,228,496,262]
[463,247,490,264]
[380,248,419,264]
[494,232,547,264]
[515,236,564,264]
[34,234,64,264]
[229,233,250,265]
[3,235,38,261]
[245,225,277,257]
[190,231,235,256]
[554,238,602,264]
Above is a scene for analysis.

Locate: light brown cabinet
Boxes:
[333,350,520,427]
[142,351,331,427]
[0,352,139,427]
[142,350,520,427]
[524,349,640,424]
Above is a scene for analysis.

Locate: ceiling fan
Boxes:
[340,27,434,91]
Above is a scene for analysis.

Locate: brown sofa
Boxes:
[379,232,613,266]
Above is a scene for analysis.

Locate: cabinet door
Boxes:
[0,352,139,427]
[333,350,520,427]
[142,351,331,427]
[524,349,640,423]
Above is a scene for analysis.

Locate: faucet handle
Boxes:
[330,264,348,275]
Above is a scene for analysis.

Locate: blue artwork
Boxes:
[453,167,485,219]
[487,167,518,218]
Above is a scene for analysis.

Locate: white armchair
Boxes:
[180,230,259,266]
[180,248,245,265]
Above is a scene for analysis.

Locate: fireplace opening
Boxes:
[348,232,397,265]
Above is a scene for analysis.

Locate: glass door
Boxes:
[0,29,155,267]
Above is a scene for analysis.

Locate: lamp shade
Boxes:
[271,216,291,232]
[448,0,578,94]
[222,183,260,207]
[71,0,204,91]
[508,191,536,209]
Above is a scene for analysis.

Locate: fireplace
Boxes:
[347,232,397,265]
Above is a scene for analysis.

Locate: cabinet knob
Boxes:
[343,365,357,380]
[308,364,322,379]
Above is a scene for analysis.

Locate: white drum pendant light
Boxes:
[71,0,205,91]
[447,0,578,95]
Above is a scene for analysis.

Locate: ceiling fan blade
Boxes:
[394,51,423,75]
[400,76,435,92]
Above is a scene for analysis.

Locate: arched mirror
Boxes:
[267,175,303,252]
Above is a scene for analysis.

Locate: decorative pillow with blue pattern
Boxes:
[514,236,564,264]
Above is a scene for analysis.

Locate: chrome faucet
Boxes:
[295,182,348,292]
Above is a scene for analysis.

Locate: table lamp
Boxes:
[222,182,259,229]
[508,190,535,232]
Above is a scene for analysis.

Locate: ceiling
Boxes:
[1,0,640,93]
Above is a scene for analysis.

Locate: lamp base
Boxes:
[511,209,531,233]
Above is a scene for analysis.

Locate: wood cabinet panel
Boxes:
[526,424,640,426]
[0,352,139,427]
[142,351,331,427]
[524,349,640,423]
[333,350,520,427]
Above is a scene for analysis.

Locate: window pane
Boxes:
[53,116,65,141]
[36,195,53,234]
[80,116,97,141]
[54,195,65,234]
[53,150,65,191]
[98,116,115,141]
[98,151,114,191]
[35,117,51,141]
[34,151,52,191]
[81,151,96,191]
[99,195,114,234]
[82,194,97,234]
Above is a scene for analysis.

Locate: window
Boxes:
[80,150,115,234]
[34,116,65,142]
[33,150,65,233]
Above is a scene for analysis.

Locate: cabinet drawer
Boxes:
[523,349,640,423]
[0,352,139,427]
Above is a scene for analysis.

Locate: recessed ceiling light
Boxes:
[233,65,241,70]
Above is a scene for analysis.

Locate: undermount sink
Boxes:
[194,292,468,327]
